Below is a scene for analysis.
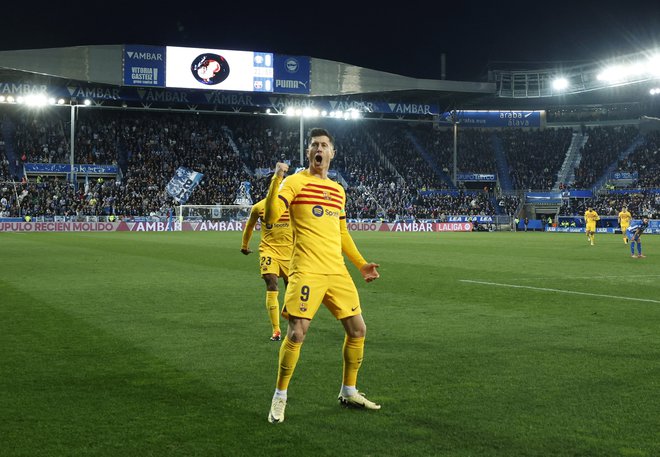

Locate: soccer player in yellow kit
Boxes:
[241,198,293,341]
[618,206,632,244]
[584,206,600,246]
[264,127,381,424]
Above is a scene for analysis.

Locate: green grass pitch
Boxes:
[1,230,658,457]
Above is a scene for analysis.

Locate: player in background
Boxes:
[618,206,632,244]
[241,197,293,341]
[584,206,600,246]
[626,217,649,258]
[264,127,381,424]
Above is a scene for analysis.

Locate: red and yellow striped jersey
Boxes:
[276,170,349,274]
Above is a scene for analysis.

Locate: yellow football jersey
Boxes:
[241,198,292,260]
[584,210,600,224]
[618,210,632,226]
[276,170,350,274]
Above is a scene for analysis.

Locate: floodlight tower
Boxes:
[67,99,91,185]
[69,101,76,184]
[449,109,460,186]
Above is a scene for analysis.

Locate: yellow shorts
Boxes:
[259,250,290,279]
[621,224,629,234]
[282,271,361,320]
[586,223,596,232]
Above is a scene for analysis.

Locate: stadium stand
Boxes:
[1,45,659,230]
[2,108,659,222]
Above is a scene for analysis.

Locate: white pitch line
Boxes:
[514,274,660,282]
[460,279,660,304]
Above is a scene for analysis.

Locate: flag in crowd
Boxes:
[166,167,204,204]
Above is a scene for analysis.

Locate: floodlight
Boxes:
[648,55,660,77]
[552,78,569,91]
[24,94,49,106]
[301,107,318,118]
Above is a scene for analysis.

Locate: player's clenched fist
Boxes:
[274,162,289,178]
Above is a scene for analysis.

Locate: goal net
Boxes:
[170,179,254,230]
[175,204,252,225]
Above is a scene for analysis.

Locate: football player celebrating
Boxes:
[263,127,381,423]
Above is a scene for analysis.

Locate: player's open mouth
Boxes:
[314,154,323,164]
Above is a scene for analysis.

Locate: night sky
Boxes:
[1,1,659,81]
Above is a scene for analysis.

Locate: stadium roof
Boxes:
[0,45,657,117]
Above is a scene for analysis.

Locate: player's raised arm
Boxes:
[264,162,289,224]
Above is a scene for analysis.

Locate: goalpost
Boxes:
[175,204,252,225]
[173,180,254,229]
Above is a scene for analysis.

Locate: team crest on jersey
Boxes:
[312,205,324,217]
[322,191,332,200]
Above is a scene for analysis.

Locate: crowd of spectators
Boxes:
[1,108,659,221]
[572,125,639,189]
[497,194,523,217]
[414,125,497,175]
[614,129,660,189]
[412,191,496,220]
[499,128,573,191]
[559,191,659,219]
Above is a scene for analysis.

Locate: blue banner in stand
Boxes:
[24,163,118,175]
[166,167,204,204]
[123,45,166,87]
[456,173,496,182]
[439,110,542,128]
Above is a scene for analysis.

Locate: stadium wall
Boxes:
[2,220,657,233]
[0,221,474,233]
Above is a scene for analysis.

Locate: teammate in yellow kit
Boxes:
[584,206,600,246]
[264,127,381,424]
[618,206,632,244]
[241,198,293,341]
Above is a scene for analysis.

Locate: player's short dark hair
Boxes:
[308,127,334,146]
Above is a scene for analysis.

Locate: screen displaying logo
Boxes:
[191,54,230,85]
[167,46,273,92]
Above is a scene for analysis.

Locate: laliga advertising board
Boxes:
[0,221,474,232]
[165,46,274,92]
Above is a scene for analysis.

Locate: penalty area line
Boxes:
[459,279,660,304]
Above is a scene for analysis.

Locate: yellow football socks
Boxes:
[342,335,365,387]
[266,291,280,333]
[276,336,302,391]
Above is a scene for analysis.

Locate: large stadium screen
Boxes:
[166,46,273,92]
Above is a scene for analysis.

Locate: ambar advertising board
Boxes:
[123,45,166,87]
